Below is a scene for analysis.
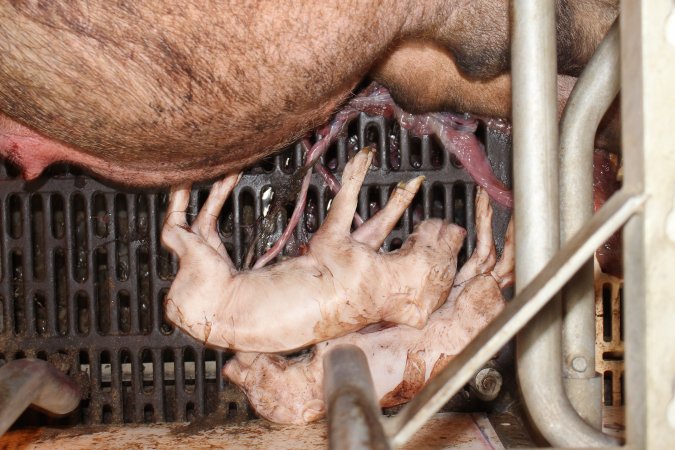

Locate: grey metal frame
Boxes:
[324,345,391,450]
[510,1,611,445]
[384,190,641,448]
[559,19,620,430]
[324,0,675,448]
[621,1,675,449]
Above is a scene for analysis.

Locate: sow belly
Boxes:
[0,2,618,187]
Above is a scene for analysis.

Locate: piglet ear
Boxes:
[221,352,258,384]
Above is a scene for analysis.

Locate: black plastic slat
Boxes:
[0,112,512,427]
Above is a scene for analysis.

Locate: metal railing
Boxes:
[324,1,675,449]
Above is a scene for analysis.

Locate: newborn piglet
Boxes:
[161,148,466,353]
[223,187,512,424]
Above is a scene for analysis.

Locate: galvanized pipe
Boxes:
[621,1,675,447]
[511,2,560,278]
[511,0,564,444]
[512,0,615,446]
[385,191,639,448]
[0,359,81,436]
[560,19,620,428]
[323,344,391,450]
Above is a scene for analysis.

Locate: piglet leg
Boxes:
[350,176,425,249]
[162,173,240,266]
[451,185,497,288]
[492,219,515,289]
[191,174,242,262]
[313,147,373,237]
[162,148,464,353]
[161,174,241,345]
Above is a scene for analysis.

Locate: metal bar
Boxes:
[621,1,675,449]
[512,0,559,280]
[386,190,643,448]
[324,344,390,450]
[559,19,620,428]
[511,0,586,446]
[0,359,80,436]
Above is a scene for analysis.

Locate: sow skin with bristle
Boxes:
[161,148,466,353]
[0,2,618,186]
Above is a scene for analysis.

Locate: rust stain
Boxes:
[429,353,454,380]
[380,350,426,408]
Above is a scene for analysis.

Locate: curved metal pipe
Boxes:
[512,0,617,446]
[0,359,81,436]
[560,19,620,427]
[324,345,390,450]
